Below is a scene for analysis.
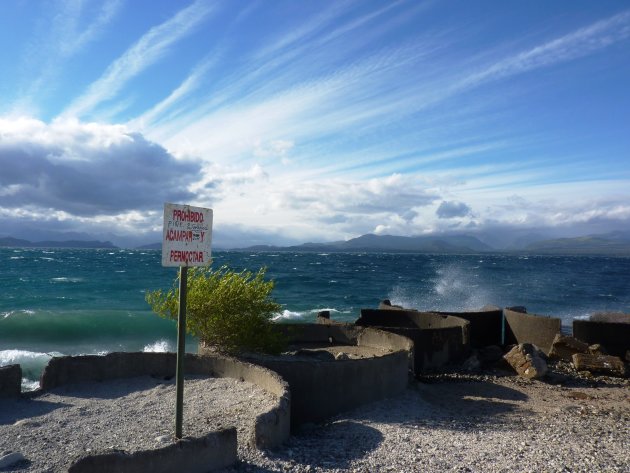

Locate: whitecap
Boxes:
[143,340,172,353]
[272,310,305,321]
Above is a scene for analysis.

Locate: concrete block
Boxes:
[504,309,561,355]
[0,364,22,398]
[504,343,547,379]
[573,319,630,357]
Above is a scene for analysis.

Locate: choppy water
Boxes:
[1,248,629,388]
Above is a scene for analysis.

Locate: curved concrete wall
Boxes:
[41,352,290,451]
[573,320,630,357]
[67,428,237,473]
[503,309,561,355]
[217,324,411,428]
[357,309,470,373]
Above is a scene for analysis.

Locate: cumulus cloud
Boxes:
[0,117,200,216]
[436,200,472,219]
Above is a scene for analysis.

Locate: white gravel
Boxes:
[0,375,277,472]
[1,370,628,473]
[225,373,630,473]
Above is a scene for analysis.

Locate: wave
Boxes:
[0,309,177,348]
[272,307,353,322]
[0,349,63,390]
[389,264,494,312]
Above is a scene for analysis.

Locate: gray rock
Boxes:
[0,452,26,469]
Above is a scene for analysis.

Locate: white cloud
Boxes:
[0,117,200,216]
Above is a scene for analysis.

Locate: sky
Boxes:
[0,0,629,248]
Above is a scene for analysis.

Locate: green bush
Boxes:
[146,265,286,355]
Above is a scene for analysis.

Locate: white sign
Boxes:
[162,203,213,267]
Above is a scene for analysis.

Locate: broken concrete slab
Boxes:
[571,353,627,378]
[549,334,589,361]
[504,343,548,379]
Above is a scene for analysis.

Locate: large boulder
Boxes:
[504,344,548,379]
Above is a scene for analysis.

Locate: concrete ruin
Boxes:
[0,364,21,398]
[206,323,412,428]
[503,308,562,355]
[41,352,290,450]
[573,317,630,357]
[356,309,470,373]
[3,352,291,473]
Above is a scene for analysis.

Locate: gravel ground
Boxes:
[0,375,277,472]
[224,367,630,473]
[1,366,628,473]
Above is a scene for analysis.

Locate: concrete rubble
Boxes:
[548,334,590,360]
[504,343,548,379]
[571,353,627,378]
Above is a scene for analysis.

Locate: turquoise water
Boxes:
[1,248,629,388]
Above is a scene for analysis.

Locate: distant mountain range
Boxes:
[2,231,630,255]
[0,237,117,249]
[236,232,630,255]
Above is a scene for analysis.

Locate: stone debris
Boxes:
[548,334,589,360]
[588,343,606,355]
[504,343,548,379]
[572,353,627,378]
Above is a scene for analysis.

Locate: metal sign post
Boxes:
[175,265,187,439]
[162,203,212,440]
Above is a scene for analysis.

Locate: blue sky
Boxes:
[1,0,629,248]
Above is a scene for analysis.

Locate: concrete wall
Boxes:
[67,428,236,473]
[356,309,470,373]
[41,352,290,450]
[224,324,410,428]
[0,364,21,398]
[503,309,561,355]
[434,309,503,348]
[573,320,630,357]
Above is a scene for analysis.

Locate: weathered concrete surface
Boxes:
[504,309,561,355]
[590,312,630,324]
[229,324,410,429]
[41,352,290,450]
[504,344,548,379]
[573,319,630,357]
[68,428,237,473]
[549,334,590,361]
[356,309,469,373]
[378,299,500,348]
[435,309,504,348]
[0,364,21,398]
[572,353,627,378]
